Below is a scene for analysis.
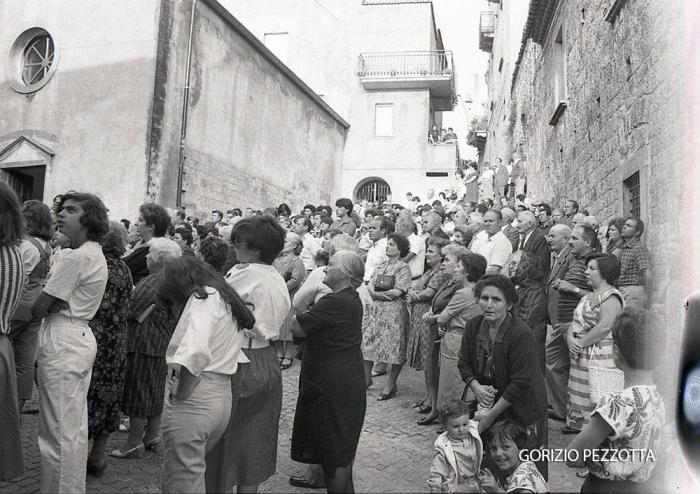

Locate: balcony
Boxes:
[357,51,456,111]
[425,141,459,172]
[479,12,496,52]
[362,0,431,4]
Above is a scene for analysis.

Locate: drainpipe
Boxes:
[176,0,197,207]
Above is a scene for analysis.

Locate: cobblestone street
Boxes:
[1,361,582,493]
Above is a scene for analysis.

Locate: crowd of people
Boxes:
[0,167,668,493]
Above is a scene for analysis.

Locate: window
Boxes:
[355,179,391,203]
[374,104,394,136]
[623,171,641,219]
[264,32,289,65]
[8,28,59,94]
[23,34,54,85]
[549,24,567,125]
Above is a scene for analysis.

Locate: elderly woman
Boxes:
[362,233,412,400]
[205,216,290,494]
[113,237,182,459]
[273,232,306,370]
[406,237,449,409]
[9,200,53,413]
[0,182,26,481]
[508,250,548,375]
[123,203,172,284]
[451,223,473,248]
[565,253,624,433]
[86,222,133,477]
[291,251,366,492]
[457,275,548,480]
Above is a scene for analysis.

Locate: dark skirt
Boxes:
[0,334,24,480]
[88,327,128,438]
[205,345,282,490]
[120,352,167,418]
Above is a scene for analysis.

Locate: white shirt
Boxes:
[406,233,426,279]
[470,231,512,269]
[364,237,388,282]
[225,263,290,342]
[17,237,50,275]
[294,266,332,312]
[518,229,534,250]
[299,234,322,272]
[43,241,107,320]
[166,289,249,376]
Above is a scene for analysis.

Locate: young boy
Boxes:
[479,421,549,493]
[428,399,483,493]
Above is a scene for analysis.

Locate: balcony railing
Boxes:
[479,12,496,52]
[357,51,453,79]
[362,0,431,4]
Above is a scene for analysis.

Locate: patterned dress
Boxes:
[87,255,133,438]
[566,287,624,430]
[272,253,306,341]
[362,259,412,365]
[406,265,447,370]
[506,461,549,493]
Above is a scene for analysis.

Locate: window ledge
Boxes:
[549,101,567,126]
[605,0,628,23]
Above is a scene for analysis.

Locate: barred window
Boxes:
[355,179,391,204]
[623,171,641,219]
[23,34,54,86]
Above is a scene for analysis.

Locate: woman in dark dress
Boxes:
[86,222,133,477]
[291,251,366,493]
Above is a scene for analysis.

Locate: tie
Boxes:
[518,235,525,251]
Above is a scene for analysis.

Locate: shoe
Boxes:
[143,437,162,451]
[87,459,108,478]
[417,416,439,426]
[377,386,397,401]
[548,410,565,421]
[119,418,130,432]
[109,443,145,459]
[280,357,293,370]
[412,400,426,409]
[289,475,324,489]
[371,370,386,377]
[561,426,581,435]
[418,405,432,414]
[576,471,589,478]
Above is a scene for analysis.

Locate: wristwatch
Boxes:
[574,287,581,295]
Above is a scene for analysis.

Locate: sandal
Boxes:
[280,357,293,370]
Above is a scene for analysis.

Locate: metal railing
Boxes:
[357,51,454,78]
[362,0,431,4]
[480,11,496,34]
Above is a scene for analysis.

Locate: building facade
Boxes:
[229,0,459,204]
[0,0,348,220]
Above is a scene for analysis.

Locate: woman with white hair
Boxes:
[291,251,366,492]
[113,237,182,459]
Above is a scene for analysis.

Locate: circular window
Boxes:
[8,28,59,94]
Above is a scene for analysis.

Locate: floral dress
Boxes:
[406,265,447,370]
[362,259,412,365]
[87,254,133,438]
[272,253,306,341]
[566,287,624,430]
[506,461,549,493]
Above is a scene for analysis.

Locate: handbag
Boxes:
[588,343,624,404]
[374,274,395,292]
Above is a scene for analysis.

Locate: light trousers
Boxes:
[37,315,96,494]
[161,372,232,494]
[619,284,647,310]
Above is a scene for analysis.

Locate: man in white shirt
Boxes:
[469,209,512,275]
[396,215,425,281]
[293,216,322,273]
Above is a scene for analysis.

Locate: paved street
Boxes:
[1,361,583,493]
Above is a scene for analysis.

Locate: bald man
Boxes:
[516,210,551,280]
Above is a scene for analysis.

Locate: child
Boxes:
[428,399,483,493]
[479,421,549,493]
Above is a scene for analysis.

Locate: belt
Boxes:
[619,284,644,287]
[244,337,270,349]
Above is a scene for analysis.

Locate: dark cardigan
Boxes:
[457,314,548,427]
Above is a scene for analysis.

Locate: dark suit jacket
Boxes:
[546,247,575,325]
[502,225,520,252]
[521,230,551,282]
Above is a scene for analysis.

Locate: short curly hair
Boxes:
[139,203,171,237]
[459,251,487,283]
[388,233,411,258]
[53,192,109,243]
[474,274,519,306]
[200,236,230,273]
[439,399,471,427]
[230,215,285,265]
[101,221,128,257]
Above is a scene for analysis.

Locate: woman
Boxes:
[362,233,412,400]
[86,222,133,477]
[565,253,624,433]
[601,216,625,260]
[291,251,366,493]
[113,238,182,458]
[0,182,26,481]
[273,232,306,369]
[9,200,53,413]
[173,225,196,257]
[205,215,290,494]
[508,251,548,375]
[157,257,255,493]
[463,164,479,204]
[406,237,449,406]
[478,164,495,202]
[457,275,548,480]
[451,223,473,248]
[32,191,110,493]
[123,203,172,284]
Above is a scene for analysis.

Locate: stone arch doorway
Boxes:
[354,177,391,204]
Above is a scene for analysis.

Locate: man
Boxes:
[551,208,565,225]
[171,208,187,227]
[536,204,553,236]
[515,210,551,279]
[426,189,435,202]
[569,212,586,229]
[493,157,510,199]
[211,210,223,223]
[421,211,450,244]
[330,198,357,236]
[293,216,322,273]
[444,127,458,143]
[396,215,425,281]
[548,224,596,427]
[470,209,512,275]
[563,200,579,225]
[618,217,653,309]
[500,207,520,252]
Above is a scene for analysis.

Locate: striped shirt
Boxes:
[1,245,25,334]
[556,254,589,324]
[619,238,651,286]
